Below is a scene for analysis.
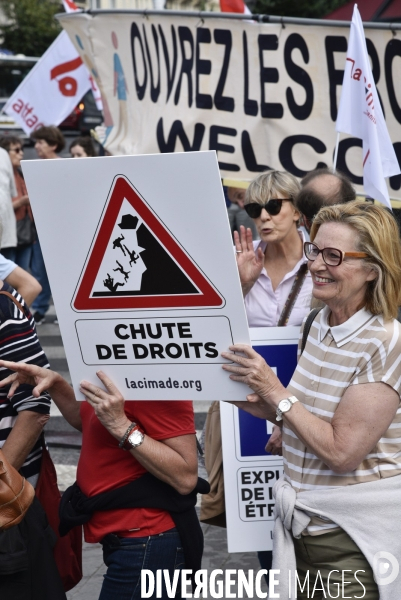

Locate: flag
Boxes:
[62,0,80,11]
[3,31,92,135]
[220,0,251,15]
[336,4,400,208]
[62,0,103,110]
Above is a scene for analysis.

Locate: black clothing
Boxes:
[60,474,209,582]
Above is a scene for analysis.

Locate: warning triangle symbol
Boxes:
[72,176,225,311]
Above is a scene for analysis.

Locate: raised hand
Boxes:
[234,226,264,296]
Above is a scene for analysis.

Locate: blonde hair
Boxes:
[310,200,401,320]
[244,170,301,206]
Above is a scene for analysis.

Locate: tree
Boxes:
[250,0,349,19]
[0,0,62,56]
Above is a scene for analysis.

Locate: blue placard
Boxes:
[238,343,298,458]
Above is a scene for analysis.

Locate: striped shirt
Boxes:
[284,305,401,535]
[0,283,50,486]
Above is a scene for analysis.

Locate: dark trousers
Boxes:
[99,528,185,600]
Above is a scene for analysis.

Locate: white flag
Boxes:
[61,0,103,110]
[3,30,92,135]
[336,4,400,208]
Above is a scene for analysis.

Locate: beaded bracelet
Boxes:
[118,422,137,448]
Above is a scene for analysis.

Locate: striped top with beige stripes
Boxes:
[284,305,401,535]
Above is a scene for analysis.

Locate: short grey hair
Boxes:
[245,170,301,206]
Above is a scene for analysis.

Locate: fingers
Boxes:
[234,229,242,253]
[8,378,21,398]
[221,345,260,365]
[95,370,120,396]
[246,226,254,247]
[256,247,264,263]
[0,360,36,373]
[0,372,19,389]
[246,393,261,403]
[80,380,104,400]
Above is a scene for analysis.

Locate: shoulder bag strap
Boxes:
[277,263,308,327]
[300,307,321,355]
[0,290,25,316]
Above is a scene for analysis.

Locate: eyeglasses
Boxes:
[304,242,368,267]
[244,198,292,219]
[10,147,23,154]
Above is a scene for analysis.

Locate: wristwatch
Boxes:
[276,396,299,421]
[124,428,145,450]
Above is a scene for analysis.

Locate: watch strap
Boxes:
[118,422,137,448]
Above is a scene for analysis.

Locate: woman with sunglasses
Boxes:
[236,170,312,328]
[223,201,401,599]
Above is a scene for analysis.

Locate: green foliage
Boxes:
[250,0,350,19]
[0,0,62,56]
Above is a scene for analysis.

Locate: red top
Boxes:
[77,400,195,543]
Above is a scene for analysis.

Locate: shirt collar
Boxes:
[318,305,378,347]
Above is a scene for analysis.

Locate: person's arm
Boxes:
[80,372,198,495]
[222,343,400,473]
[1,410,49,470]
[5,266,42,306]
[0,360,82,431]
[234,226,264,297]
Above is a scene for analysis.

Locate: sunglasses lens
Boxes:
[244,203,262,218]
[266,200,282,216]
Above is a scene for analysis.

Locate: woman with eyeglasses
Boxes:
[223,201,401,599]
[236,170,312,328]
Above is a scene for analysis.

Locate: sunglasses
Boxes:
[244,198,292,219]
[304,242,368,267]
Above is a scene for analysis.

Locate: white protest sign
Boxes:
[221,326,299,552]
[58,12,401,200]
[22,151,251,401]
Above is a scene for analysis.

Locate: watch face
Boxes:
[129,430,142,445]
[279,399,292,413]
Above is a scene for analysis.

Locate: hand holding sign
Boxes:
[80,371,130,439]
[221,343,288,420]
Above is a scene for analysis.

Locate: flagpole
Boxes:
[332,132,340,173]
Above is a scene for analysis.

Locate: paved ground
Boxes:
[37,303,268,599]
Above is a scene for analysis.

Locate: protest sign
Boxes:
[221,326,299,552]
[22,151,251,401]
[58,11,401,199]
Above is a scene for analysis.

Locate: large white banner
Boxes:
[22,151,251,401]
[58,12,401,200]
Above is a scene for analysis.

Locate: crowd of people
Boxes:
[0,124,400,600]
